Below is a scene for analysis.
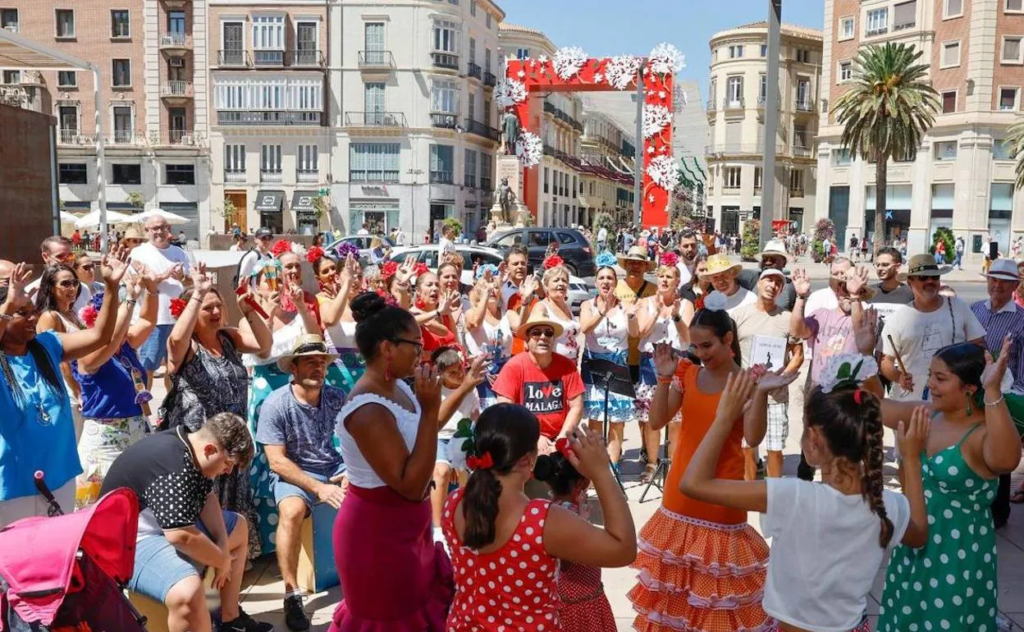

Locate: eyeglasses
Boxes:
[57,279,80,288]
[392,337,424,355]
[77,263,95,271]
[258,236,273,242]
[528,328,556,339]
[146,225,170,233]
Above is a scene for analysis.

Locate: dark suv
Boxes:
[485,228,596,277]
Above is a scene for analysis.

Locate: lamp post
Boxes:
[759,0,782,249]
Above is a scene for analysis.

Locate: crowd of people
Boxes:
[0,214,1023,632]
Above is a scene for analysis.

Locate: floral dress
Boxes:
[879,423,998,632]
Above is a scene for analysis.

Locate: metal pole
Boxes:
[92,65,109,254]
[759,0,782,249]
[633,68,644,228]
[50,124,59,236]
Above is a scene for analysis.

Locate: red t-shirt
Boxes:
[491,352,584,438]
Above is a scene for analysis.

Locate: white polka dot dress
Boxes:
[441,488,561,631]
[878,425,998,632]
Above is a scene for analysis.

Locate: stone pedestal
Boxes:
[488,155,531,228]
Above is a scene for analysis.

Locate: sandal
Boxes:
[1011,489,1024,504]
[639,463,658,484]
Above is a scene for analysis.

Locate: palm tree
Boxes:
[832,42,938,255]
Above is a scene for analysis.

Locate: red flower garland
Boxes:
[543,254,564,270]
[169,297,187,318]
[271,239,292,258]
[305,246,325,264]
[380,261,399,280]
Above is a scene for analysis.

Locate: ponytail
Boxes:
[861,410,894,548]
[462,469,503,549]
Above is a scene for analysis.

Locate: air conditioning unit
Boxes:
[169,57,185,67]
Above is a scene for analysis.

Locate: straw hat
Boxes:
[756,240,789,264]
[698,253,742,278]
[983,258,1021,282]
[616,246,657,272]
[515,310,565,341]
[122,226,145,241]
[277,334,339,373]
[905,254,952,278]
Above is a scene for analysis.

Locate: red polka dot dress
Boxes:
[442,487,562,631]
[554,501,616,632]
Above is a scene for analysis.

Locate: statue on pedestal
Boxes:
[495,177,516,225]
[501,111,520,156]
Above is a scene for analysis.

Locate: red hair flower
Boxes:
[375,288,398,307]
[413,262,430,277]
[169,297,187,318]
[555,437,574,460]
[271,239,292,258]
[467,452,495,470]
[695,294,706,310]
[78,305,99,329]
[660,252,679,268]
[381,261,399,280]
[543,254,564,270]
[306,246,325,264]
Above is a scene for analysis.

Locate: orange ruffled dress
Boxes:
[629,361,774,632]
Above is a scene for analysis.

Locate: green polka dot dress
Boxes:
[879,424,998,632]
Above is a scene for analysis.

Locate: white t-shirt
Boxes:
[438,386,480,439]
[597,227,608,243]
[881,298,986,401]
[439,236,457,254]
[761,478,911,632]
[128,242,190,325]
[723,287,757,314]
[804,287,838,316]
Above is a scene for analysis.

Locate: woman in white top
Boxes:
[532,263,581,362]
[330,292,452,631]
[313,250,365,393]
[579,264,638,469]
[635,260,690,483]
[35,264,87,441]
[463,268,512,408]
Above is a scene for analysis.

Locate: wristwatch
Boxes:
[672,314,682,323]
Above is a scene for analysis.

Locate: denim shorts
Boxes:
[138,324,174,372]
[128,510,239,603]
[272,463,346,510]
[436,438,452,466]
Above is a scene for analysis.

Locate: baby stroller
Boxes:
[0,473,148,632]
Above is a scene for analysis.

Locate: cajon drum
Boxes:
[296,502,339,593]
[127,568,216,632]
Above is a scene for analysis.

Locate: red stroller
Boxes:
[0,474,148,632]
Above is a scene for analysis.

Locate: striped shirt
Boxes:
[970,299,1024,391]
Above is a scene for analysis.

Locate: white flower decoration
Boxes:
[648,194,655,203]
[604,55,642,90]
[703,291,728,312]
[817,354,879,394]
[646,155,680,193]
[658,91,667,99]
[642,103,673,138]
[515,131,544,168]
[538,54,549,64]
[594,73,604,83]
[517,69,525,78]
[553,46,588,81]
[648,43,686,76]
[494,79,528,109]
[647,145,655,154]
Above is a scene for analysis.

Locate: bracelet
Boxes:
[984,395,1005,407]
[796,294,809,300]
[656,374,674,385]
[125,299,137,307]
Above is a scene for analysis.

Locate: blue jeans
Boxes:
[138,324,174,372]
[271,462,346,509]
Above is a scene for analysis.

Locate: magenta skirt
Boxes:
[329,484,453,631]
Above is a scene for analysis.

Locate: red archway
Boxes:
[501,46,682,228]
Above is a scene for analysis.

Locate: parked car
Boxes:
[388,244,593,314]
[485,227,596,278]
[325,234,395,264]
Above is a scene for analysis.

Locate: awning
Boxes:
[254,190,284,213]
[291,191,318,213]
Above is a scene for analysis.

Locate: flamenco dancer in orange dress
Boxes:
[629,296,790,631]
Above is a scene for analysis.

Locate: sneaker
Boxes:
[283,594,310,631]
[222,608,276,632]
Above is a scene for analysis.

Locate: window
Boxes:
[57,71,76,88]
[724,167,741,189]
[252,15,284,50]
[1008,0,1024,11]
[1000,87,1019,110]
[433,20,459,54]
[55,9,74,38]
[729,45,743,59]
[941,41,960,68]
[945,0,963,18]
[221,21,244,64]
[2,70,18,84]
[866,8,888,36]
[893,1,917,31]
[486,12,492,28]
[112,163,141,185]
[754,167,763,190]
[112,106,132,142]
[111,10,129,38]
[760,44,767,57]
[470,0,476,16]
[58,163,87,184]
[516,48,530,60]
[790,169,804,194]
[297,145,318,175]
[796,49,810,63]
[168,11,185,35]
[796,79,811,108]
[224,144,245,177]
[485,48,492,73]
[349,143,399,182]
[112,59,131,87]
[833,148,852,166]
[2,8,18,32]
[431,78,459,113]
[935,141,958,161]
[726,76,743,106]
[794,124,809,148]
[464,149,477,187]
[839,60,853,82]
[165,164,195,185]
[467,93,475,121]
[994,139,1012,160]
[430,145,454,183]
[840,16,855,40]
[364,82,385,119]
[942,91,957,113]
[260,145,282,178]
[1003,37,1023,64]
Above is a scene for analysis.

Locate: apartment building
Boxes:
[329,0,503,239]
[578,110,635,227]
[1,0,210,240]
[704,21,822,236]
[207,0,328,234]
[498,23,585,228]
[817,0,1024,257]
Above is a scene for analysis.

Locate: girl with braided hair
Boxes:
[681,357,930,632]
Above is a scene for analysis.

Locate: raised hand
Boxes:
[235,278,256,315]
[167,263,185,282]
[624,299,640,320]
[286,282,307,313]
[4,263,32,303]
[897,406,931,460]
[594,294,608,316]
[854,306,878,355]
[101,246,131,287]
[982,334,1013,393]
[437,290,459,315]
[465,354,488,388]
[756,368,800,393]
[519,275,538,300]
[653,342,678,378]
[670,298,682,319]
[792,267,811,296]
[343,253,360,283]
[396,254,418,285]
[563,425,610,481]
[413,364,442,412]
[191,262,213,295]
[715,370,757,424]
[846,265,870,297]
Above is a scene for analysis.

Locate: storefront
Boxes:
[929,184,954,242]
[866,185,911,244]
[989,183,1013,256]
[291,191,320,236]
[349,201,399,235]
[254,190,284,234]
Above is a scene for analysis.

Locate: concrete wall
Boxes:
[0,104,57,263]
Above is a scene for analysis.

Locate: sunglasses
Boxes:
[57,279,80,288]
[528,328,556,339]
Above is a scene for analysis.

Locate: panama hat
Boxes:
[698,253,743,278]
[757,240,789,264]
[122,226,145,241]
[616,246,657,272]
[983,258,1021,282]
[515,310,565,341]
[277,334,339,373]
[905,254,952,278]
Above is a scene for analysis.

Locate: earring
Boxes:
[966,392,973,416]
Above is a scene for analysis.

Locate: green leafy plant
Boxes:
[592,212,614,234]
[126,191,145,213]
[312,195,329,220]
[741,220,760,261]
[929,226,955,260]
[443,217,463,237]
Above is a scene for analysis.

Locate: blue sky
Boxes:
[501,0,825,95]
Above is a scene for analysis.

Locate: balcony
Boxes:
[789,188,804,198]
[430,171,454,184]
[795,100,814,113]
[217,110,322,126]
[431,112,459,129]
[161,80,194,102]
[484,71,496,87]
[432,52,459,70]
[722,97,745,111]
[261,170,283,184]
[465,118,499,142]
[160,0,191,8]
[358,50,395,70]
[218,50,249,67]
[893,21,915,32]
[111,130,135,145]
[159,33,192,52]
[792,144,813,158]
[756,94,781,110]
[467,62,482,80]
[0,84,47,113]
[168,129,200,145]
[865,26,888,37]
[58,128,90,144]
[253,50,285,67]
[297,170,319,184]
[706,99,717,112]
[289,49,324,67]
[543,101,585,133]
[344,111,408,128]
[224,169,246,183]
